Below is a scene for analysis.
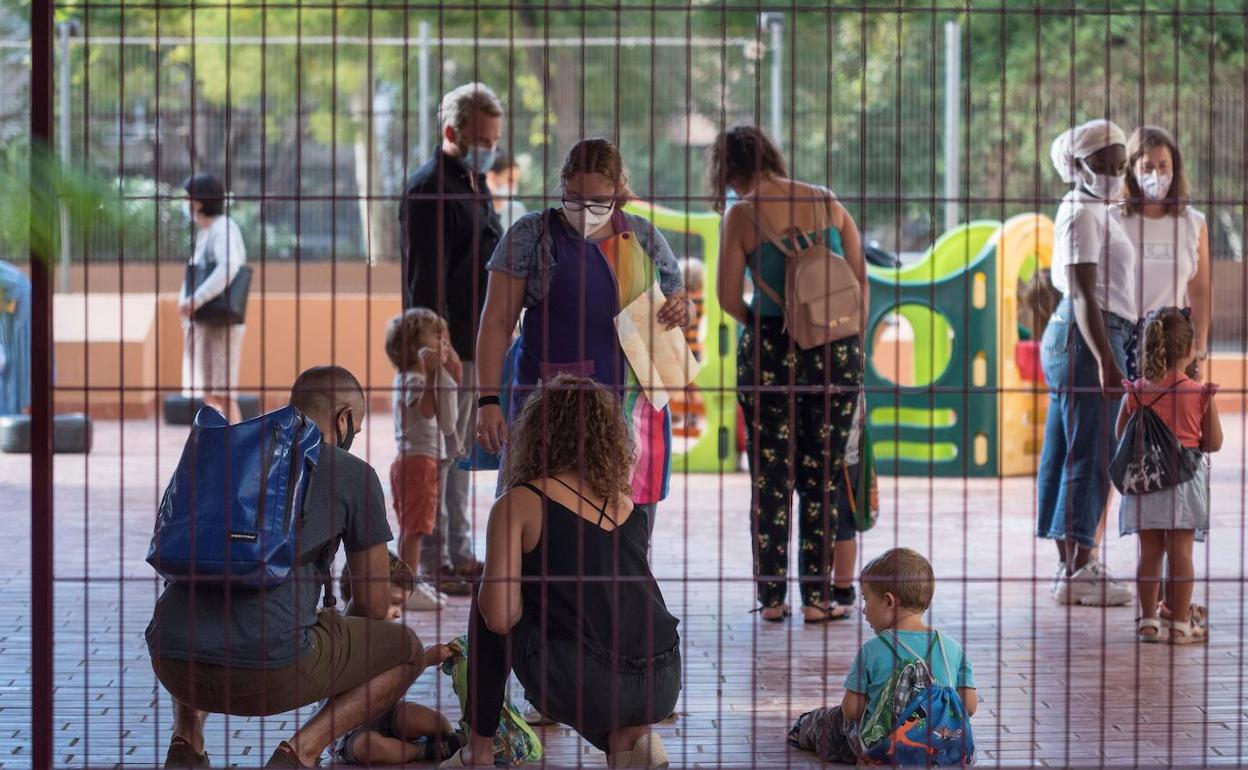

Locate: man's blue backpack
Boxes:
[857,631,975,767]
[147,405,322,591]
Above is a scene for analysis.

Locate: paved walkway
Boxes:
[3,414,1247,767]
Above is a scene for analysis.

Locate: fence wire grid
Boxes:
[11,1,1248,769]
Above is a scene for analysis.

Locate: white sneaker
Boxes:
[405,581,448,611]
[1053,559,1133,606]
[1048,563,1068,597]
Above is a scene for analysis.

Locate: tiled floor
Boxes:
[3,413,1247,768]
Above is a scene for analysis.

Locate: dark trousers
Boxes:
[738,317,862,608]
[466,596,681,752]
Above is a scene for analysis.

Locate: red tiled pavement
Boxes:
[2,412,1247,767]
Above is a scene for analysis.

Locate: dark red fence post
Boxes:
[30,1,55,769]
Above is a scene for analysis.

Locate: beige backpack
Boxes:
[749,190,863,349]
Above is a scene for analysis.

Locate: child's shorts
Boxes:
[390,454,440,535]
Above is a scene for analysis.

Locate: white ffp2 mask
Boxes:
[1140,172,1173,201]
[563,206,613,238]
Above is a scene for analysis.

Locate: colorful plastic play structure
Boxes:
[626,201,1054,477]
[624,201,739,474]
[863,214,1054,477]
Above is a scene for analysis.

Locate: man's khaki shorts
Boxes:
[151,611,420,716]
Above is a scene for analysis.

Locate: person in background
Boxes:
[1038,119,1136,607]
[712,125,867,624]
[678,257,705,362]
[475,137,690,536]
[1118,308,1221,645]
[1121,126,1212,381]
[384,308,465,611]
[486,152,527,232]
[179,172,246,424]
[400,82,504,594]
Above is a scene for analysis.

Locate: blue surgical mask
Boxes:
[462,144,498,175]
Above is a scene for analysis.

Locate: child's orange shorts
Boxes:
[389,455,440,535]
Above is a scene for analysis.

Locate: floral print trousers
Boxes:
[738,317,863,608]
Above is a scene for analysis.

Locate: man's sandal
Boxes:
[164,737,210,769]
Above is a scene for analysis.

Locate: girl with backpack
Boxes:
[1116,307,1222,644]
[711,126,868,624]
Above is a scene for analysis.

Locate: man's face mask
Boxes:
[336,409,356,452]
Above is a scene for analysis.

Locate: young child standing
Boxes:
[1117,307,1222,644]
[328,554,461,765]
[385,308,464,611]
[789,548,976,765]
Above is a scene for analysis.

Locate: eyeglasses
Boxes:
[562,197,614,216]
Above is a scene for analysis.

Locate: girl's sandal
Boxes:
[1168,619,1207,645]
[1159,602,1208,635]
[1137,617,1166,643]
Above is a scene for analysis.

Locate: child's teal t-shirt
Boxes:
[844,630,975,715]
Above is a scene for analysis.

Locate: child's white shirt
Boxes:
[393,368,463,460]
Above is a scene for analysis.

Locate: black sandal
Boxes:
[751,603,791,623]
[802,602,850,624]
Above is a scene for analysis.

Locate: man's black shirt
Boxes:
[400,148,503,360]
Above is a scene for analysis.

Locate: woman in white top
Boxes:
[1121,126,1212,380]
[179,173,247,423]
[1036,119,1136,608]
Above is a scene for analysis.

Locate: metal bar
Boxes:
[943,20,961,232]
[29,0,55,768]
[2,34,758,47]
[417,20,430,159]
[57,20,74,293]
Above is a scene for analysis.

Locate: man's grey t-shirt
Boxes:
[146,445,393,668]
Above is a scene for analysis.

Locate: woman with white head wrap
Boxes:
[1037,118,1137,608]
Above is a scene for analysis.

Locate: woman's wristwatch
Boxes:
[477,395,501,408]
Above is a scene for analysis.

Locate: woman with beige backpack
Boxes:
[711,126,869,624]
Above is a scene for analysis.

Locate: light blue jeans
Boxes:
[1036,298,1132,548]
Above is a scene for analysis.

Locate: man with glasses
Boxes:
[399,82,504,595]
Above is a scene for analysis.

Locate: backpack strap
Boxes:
[738,200,788,313]
[888,629,955,688]
[744,193,826,314]
[933,630,954,688]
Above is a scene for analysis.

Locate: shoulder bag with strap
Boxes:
[750,189,862,349]
[184,224,252,326]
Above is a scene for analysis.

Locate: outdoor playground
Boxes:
[8,3,1248,768]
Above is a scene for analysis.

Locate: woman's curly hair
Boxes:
[502,375,635,502]
[1141,306,1194,382]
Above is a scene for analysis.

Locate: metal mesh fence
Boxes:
[11,1,1248,768]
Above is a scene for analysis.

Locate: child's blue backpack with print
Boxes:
[147,405,322,590]
[856,631,975,767]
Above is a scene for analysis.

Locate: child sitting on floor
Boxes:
[1116,307,1222,644]
[327,554,461,765]
[385,307,464,610]
[789,548,977,765]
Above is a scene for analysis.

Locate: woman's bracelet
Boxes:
[477,395,501,408]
